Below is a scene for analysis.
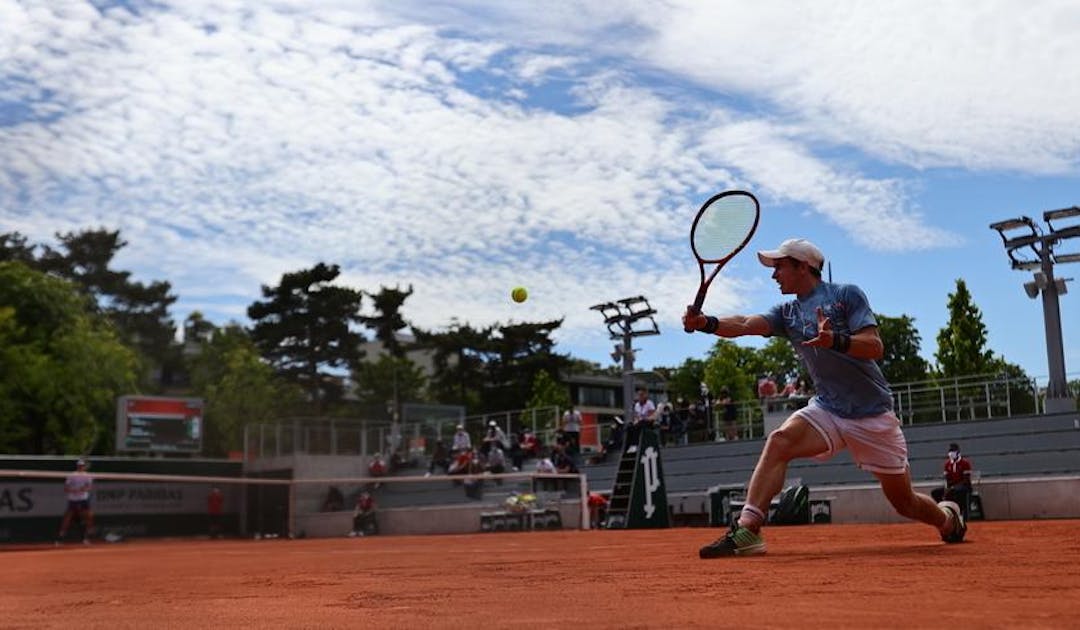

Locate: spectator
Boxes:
[757,374,778,399]
[208,486,225,539]
[561,406,583,454]
[426,439,451,477]
[552,443,579,474]
[720,388,739,442]
[481,420,510,456]
[349,491,377,537]
[931,443,974,519]
[780,379,798,397]
[535,456,557,475]
[368,452,388,478]
[587,492,609,528]
[448,448,473,476]
[519,428,541,460]
[451,424,472,455]
[486,444,507,477]
[589,416,626,465]
[671,399,689,446]
[462,452,486,499]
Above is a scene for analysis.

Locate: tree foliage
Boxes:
[1,229,179,389]
[701,339,761,403]
[359,285,414,358]
[412,318,569,414]
[877,313,931,384]
[935,279,995,377]
[0,262,139,454]
[247,263,365,407]
[187,323,303,457]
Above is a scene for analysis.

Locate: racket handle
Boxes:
[684,304,700,334]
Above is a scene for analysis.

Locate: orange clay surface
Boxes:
[5,520,1080,629]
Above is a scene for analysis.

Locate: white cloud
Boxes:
[1,1,982,353]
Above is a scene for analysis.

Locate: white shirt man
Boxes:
[451,425,471,453]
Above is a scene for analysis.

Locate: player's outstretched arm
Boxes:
[683,311,770,338]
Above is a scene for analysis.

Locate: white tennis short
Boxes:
[794,400,909,475]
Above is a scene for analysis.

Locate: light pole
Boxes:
[990,206,1080,413]
[590,296,660,424]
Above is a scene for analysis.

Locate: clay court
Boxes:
[5,520,1080,629]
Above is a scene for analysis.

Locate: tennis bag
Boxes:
[770,484,810,525]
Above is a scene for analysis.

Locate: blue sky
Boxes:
[2,1,1079,386]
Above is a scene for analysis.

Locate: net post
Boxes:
[287,479,296,539]
[579,473,589,530]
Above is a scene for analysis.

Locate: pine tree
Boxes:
[935,279,994,378]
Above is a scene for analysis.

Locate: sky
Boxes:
[2,0,1079,386]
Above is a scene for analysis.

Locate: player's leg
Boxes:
[700,413,828,558]
[57,507,74,541]
[740,413,829,530]
[80,505,94,542]
[873,470,965,542]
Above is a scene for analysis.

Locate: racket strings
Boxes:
[692,195,758,261]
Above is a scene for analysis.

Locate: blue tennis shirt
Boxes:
[762,282,893,418]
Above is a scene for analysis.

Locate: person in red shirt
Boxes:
[350,491,377,537]
[931,443,973,518]
[207,487,225,539]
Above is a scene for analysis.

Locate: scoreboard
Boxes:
[116,396,204,454]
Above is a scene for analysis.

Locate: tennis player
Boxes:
[683,238,966,557]
[56,459,95,545]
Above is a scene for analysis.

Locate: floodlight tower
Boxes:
[990,206,1080,413]
[590,296,660,424]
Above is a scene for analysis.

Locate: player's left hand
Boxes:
[801,306,834,348]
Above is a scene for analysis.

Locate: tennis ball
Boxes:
[511,286,528,303]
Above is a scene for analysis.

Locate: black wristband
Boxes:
[831,331,851,353]
[701,316,719,334]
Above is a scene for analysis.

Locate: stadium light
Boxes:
[591,296,660,426]
[990,207,1080,413]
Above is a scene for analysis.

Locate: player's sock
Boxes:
[737,503,766,532]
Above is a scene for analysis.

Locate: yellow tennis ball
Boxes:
[511,286,528,303]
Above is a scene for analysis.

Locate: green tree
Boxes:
[702,339,760,403]
[187,322,304,456]
[0,262,139,454]
[352,355,428,409]
[525,369,571,432]
[877,313,931,384]
[247,263,366,408]
[485,320,569,412]
[412,320,494,411]
[359,285,414,358]
[664,357,709,403]
[758,336,802,387]
[5,229,179,389]
[935,279,995,377]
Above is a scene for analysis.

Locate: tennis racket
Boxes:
[684,190,760,332]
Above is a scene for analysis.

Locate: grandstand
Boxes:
[581,410,1080,525]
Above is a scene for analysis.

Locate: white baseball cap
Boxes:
[757,238,825,271]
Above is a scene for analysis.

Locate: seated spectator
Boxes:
[368,452,388,478]
[481,420,510,456]
[321,486,345,512]
[349,491,377,537]
[519,429,542,459]
[587,492,609,528]
[535,456,557,475]
[448,449,473,476]
[462,453,485,500]
[451,424,472,455]
[552,443,578,475]
[426,439,450,477]
[486,444,507,483]
[757,374,778,399]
